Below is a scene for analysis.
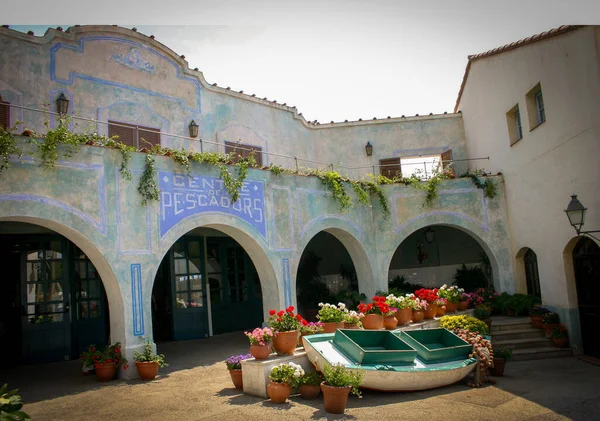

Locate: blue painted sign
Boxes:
[159,171,266,238]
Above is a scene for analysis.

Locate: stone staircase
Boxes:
[490,316,573,361]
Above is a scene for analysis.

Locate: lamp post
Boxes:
[564,194,600,240]
[188,120,199,138]
[56,93,69,115]
[365,142,373,156]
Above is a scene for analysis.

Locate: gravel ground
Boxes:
[3,333,600,421]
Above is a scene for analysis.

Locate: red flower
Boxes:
[301,319,309,326]
[107,358,113,363]
[91,347,96,352]
[277,310,284,317]
[269,309,276,316]
[295,314,303,321]
[124,364,129,370]
[286,306,295,314]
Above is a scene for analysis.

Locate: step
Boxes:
[491,328,546,341]
[512,347,574,361]
[491,321,533,333]
[493,337,554,350]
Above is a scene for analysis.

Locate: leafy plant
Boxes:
[453,263,488,292]
[0,384,31,421]
[317,170,352,212]
[473,304,492,320]
[388,275,424,296]
[505,294,537,316]
[269,362,304,386]
[494,347,513,361]
[79,342,128,369]
[133,336,168,368]
[0,122,23,175]
[439,315,489,335]
[299,321,324,334]
[460,169,497,199]
[269,163,283,175]
[224,354,252,370]
[552,324,568,339]
[542,312,560,325]
[138,153,160,206]
[297,371,324,386]
[244,327,274,345]
[322,363,364,397]
[268,306,302,332]
[317,302,348,323]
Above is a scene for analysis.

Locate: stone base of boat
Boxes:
[240,348,317,398]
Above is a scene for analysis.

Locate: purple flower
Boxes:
[225,353,253,370]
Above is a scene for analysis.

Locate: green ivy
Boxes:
[269,164,283,176]
[461,170,498,199]
[138,153,160,206]
[0,122,22,175]
[102,137,136,181]
[317,170,352,212]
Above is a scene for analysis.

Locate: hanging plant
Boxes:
[0,122,23,175]
[461,170,497,199]
[317,170,352,212]
[138,153,160,206]
[102,137,135,181]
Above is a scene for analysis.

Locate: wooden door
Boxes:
[574,238,600,357]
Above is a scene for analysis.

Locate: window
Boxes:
[0,100,10,130]
[506,104,522,145]
[379,157,401,179]
[526,83,546,129]
[400,155,442,180]
[224,141,263,167]
[108,120,160,148]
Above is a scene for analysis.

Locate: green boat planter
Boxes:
[333,329,417,366]
[397,328,472,364]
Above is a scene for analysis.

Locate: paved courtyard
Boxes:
[2,332,600,421]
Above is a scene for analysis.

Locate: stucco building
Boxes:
[0,24,597,372]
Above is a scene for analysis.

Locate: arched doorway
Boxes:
[151,227,263,341]
[296,231,361,321]
[573,237,600,357]
[388,225,492,292]
[0,222,110,364]
[524,248,542,298]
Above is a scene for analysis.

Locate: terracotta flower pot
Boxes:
[424,303,438,319]
[94,362,117,382]
[250,343,272,360]
[267,381,291,404]
[228,369,243,389]
[298,384,321,399]
[136,361,159,381]
[530,314,544,328]
[321,382,352,414]
[445,302,457,313]
[457,300,469,311]
[272,330,298,355]
[436,305,446,317]
[361,314,384,330]
[543,324,558,338]
[395,308,412,326]
[343,323,360,330]
[412,310,425,323]
[383,315,398,330]
[322,322,345,333]
[553,336,569,348]
[489,357,505,377]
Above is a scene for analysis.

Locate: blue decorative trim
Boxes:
[50,36,201,113]
[116,168,153,255]
[131,264,144,336]
[270,185,295,252]
[282,258,292,307]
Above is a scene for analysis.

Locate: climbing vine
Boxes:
[0,122,22,175]
[138,153,160,206]
[316,170,352,212]
[461,170,498,199]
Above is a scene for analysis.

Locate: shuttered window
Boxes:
[0,101,10,130]
[441,149,453,170]
[379,157,401,179]
[108,120,160,148]
[224,141,263,167]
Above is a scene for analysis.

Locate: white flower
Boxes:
[338,303,346,309]
[318,302,324,307]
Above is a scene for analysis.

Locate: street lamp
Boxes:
[56,93,69,115]
[564,194,599,239]
[365,142,373,156]
[188,120,199,138]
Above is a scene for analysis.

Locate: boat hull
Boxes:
[303,332,477,392]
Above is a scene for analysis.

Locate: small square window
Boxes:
[506,104,522,146]
[526,83,546,130]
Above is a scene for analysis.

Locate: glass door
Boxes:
[21,239,71,363]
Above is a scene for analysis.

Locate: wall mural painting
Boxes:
[159,172,266,239]
[112,48,156,73]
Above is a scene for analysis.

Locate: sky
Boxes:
[5,0,599,123]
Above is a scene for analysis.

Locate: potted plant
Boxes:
[80,344,97,376]
[530,306,550,328]
[321,363,364,414]
[457,292,470,311]
[383,307,399,330]
[317,302,348,333]
[244,327,274,360]
[267,362,304,404]
[414,288,440,318]
[411,297,428,323]
[0,384,31,421]
[358,296,390,330]
[386,294,413,326]
[80,342,128,382]
[552,324,569,348]
[437,284,463,313]
[299,321,324,347]
[133,336,168,381]
[434,297,448,317]
[297,371,324,399]
[542,312,561,338]
[473,304,492,332]
[343,310,363,329]
[225,353,252,390]
[439,315,489,335]
[268,307,303,355]
[490,347,512,377]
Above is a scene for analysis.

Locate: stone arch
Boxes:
[154,212,280,319]
[387,213,506,293]
[0,215,125,344]
[515,247,541,297]
[295,217,376,299]
[563,235,600,309]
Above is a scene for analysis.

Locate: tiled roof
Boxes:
[454,25,586,112]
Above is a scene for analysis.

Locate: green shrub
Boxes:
[452,263,488,292]
[0,384,31,421]
[505,294,536,316]
[439,315,489,335]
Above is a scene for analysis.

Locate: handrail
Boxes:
[5,103,490,177]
